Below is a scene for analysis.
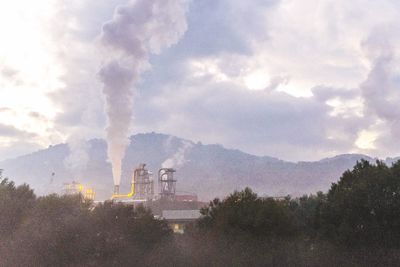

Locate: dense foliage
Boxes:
[198,187,297,238]
[0,171,173,266]
[320,160,400,247]
[2,160,400,266]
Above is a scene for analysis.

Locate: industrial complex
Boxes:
[64,164,203,233]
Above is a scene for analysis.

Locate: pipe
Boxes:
[113,185,120,194]
[111,170,136,199]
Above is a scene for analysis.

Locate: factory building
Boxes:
[162,209,201,234]
[111,163,204,233]
[63,181,96,201]
[63,164,204,233]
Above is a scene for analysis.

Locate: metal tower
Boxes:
[158,168,177,200]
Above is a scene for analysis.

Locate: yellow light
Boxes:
[81,186,95,200]
[111,173,135,199]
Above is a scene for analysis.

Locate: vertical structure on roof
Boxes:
[134,163,154,200]
[158,168,177,200]
[63,181,95,201]
[111,163,154,201]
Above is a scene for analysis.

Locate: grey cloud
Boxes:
[50,83,105,129]
[359,33,400,152]
[47,0,122,133]
[139,0,280,96]
[181,0,249,55]
[49,0,280,134]
[1,67,18,78]
[28,112,49,122]
[0,123,37,138]
[60,0,127,41]
[41,0,400,162]
[264,75,290,91]
[312,86,359,102]
[361,53,400,121]
[176,0,278,56]
[0,141,42,161]
[0,66,23,86]
[132,76,366,160]
[141,0,280,87]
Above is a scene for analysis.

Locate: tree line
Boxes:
[1,160,400,266]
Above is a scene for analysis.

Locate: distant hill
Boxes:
[0,132,398,200]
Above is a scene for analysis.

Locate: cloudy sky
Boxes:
[0,0,400,162]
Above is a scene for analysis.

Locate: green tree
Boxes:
[0,170,36,238]
[320,160,400,247]
[289,192,326,238]
[5,194,94,267]
[90,202,172,266]
[198,187,297,239]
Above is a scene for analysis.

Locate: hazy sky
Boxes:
[0,0,400,162]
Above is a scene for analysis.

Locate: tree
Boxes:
[0,174,175,266]
[320,160,400,247]
[89,202,172,266]
[198,187,297,239]
[289,192,326,238]
[0,170,36,238]
[5,194,94,267]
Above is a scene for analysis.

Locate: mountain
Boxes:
[0,132,396,200]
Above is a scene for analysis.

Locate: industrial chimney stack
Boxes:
[113,184,120,195]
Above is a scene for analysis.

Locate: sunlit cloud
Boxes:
[355,129,378,150]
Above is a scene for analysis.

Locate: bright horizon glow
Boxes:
[0,0,64,149]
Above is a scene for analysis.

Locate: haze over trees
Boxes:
[2,160,400,266]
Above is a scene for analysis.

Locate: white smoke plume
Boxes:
[64,137,89,179]
[162,140,193,169]
[98,0,189,185]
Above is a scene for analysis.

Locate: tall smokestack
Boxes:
[114,184,120,195]
[98,0,189,187]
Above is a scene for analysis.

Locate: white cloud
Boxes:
[2,0,400,161]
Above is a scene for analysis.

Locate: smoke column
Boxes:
[162,140,193,169]
[99,0,189,186]
[64,136,89,178]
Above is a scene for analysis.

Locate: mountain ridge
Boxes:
[0,132,397,200]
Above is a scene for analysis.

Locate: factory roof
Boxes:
[162,209,201,221]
